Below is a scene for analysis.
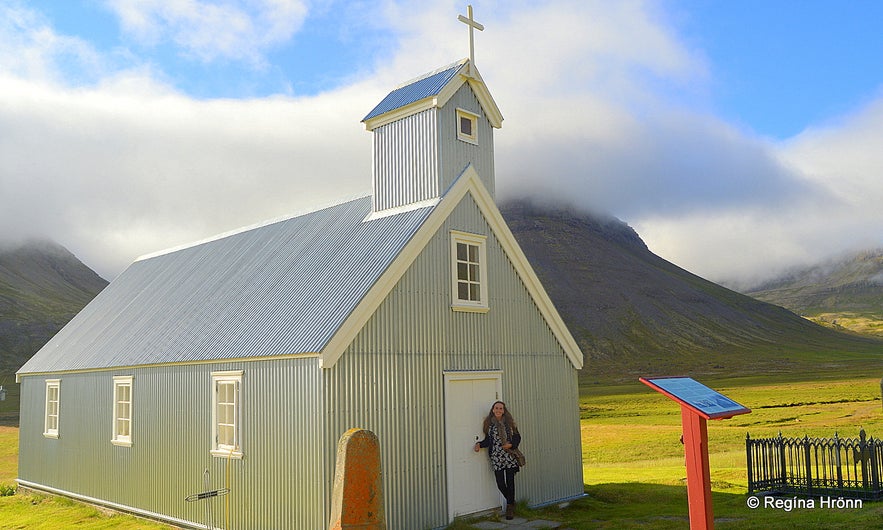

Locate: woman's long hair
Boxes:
[482,400,518,435]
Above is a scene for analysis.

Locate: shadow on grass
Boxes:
[0,375,20,427]
[522,483,883,530]
[0,413,19,428]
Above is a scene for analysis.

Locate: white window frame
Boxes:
[456,108,479,145]
[44,379,60,438]
[211,370,243,459]
[111,375,134,447]
[450,231,489,313]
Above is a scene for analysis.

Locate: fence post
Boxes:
[859,429,869,491]
[803,435,813,495]
[778,432,787,489]
[746,433,754,493]
[871,433,881,496]
[834,432,843,490]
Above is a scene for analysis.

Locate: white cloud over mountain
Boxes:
[1,0,881,284]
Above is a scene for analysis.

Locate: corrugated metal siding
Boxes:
[371,83,496,214]
[18,198,434,374]
[324,196,583,530]
[439,83,496,198]
[372,108,440,212]
[363,61,466,121]
[18,359,326,529]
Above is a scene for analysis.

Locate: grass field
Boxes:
[2,372,883,528]
[811,312,883,337]
[521,372,883,529]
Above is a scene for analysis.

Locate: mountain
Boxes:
[0,240,108,374]
[500,201,883,383]
[2,211,881,386]
[743,249,883,337]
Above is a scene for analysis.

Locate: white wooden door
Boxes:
[444,372,502,520]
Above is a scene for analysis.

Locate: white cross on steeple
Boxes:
[458,4,484,76]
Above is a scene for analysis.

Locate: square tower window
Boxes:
[456,108,479,144]
[450,231,488,312]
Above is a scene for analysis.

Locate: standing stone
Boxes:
[329,428,386,530]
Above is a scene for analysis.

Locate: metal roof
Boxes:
[18,197,435,374]
[362,60,467,121]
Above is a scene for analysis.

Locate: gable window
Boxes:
[456,108,479,144]
[211,371,243,458]
[451,231,489,312]
[44,379,60,438]
[112,376,134,447]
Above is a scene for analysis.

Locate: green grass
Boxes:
[1,426,17,487]
[580,375,883,487]
[524,483,883,529]
[811,312,883,337]
[0,492,175,529]
[588,375,883,528]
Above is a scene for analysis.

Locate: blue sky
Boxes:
[672,0,883,138]
[2,0,883,285]
[37,0,883,137]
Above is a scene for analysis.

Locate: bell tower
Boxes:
[361,6,502,214]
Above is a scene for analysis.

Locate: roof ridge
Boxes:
[393,58,467,89]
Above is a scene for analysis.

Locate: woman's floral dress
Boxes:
[487,422,519,470]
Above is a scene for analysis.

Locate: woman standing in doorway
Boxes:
[473,401,522,520]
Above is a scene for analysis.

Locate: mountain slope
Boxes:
[743,249,883,336]
[0,240,108,373]
[500,202,883,382]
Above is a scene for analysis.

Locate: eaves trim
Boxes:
[15,352,321,382]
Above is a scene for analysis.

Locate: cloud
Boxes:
[626,96,883,287]
[2,0,882,287]
[0,71,378,277]
[780,97,883,210]
[0,1,106,84]
[104,0,309,66]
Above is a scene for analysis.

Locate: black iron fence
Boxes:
[746,429,883,500]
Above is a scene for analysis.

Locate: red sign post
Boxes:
[640,377,751,530]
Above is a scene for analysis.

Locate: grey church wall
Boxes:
[323,194,583,530]
[18,357,327,529]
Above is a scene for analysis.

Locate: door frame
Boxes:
[443,370,503,522]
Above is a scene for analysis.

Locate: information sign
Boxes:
[640,376,751,529]
[641,376,751,419]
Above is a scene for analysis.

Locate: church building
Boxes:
[17,10,585,529]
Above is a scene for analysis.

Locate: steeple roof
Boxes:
[363,60,466,122]
[362,58,503,131]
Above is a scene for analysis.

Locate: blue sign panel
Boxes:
[641,377,750,419]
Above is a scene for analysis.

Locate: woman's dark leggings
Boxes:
[494,467,517,504]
